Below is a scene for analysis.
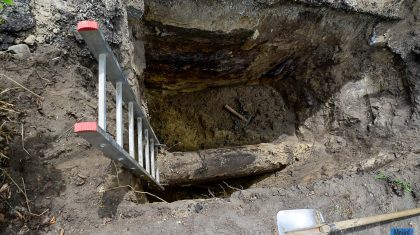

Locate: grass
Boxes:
[374,171,413,193]
[0,87,20,165]
[393,179,413,193]
[0,0,14,25]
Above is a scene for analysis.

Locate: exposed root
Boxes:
[222,181,243,191]
[1,169,32,212]
[0,73,43,99]
[21,177,31,213]
[55,116,85,143]
[24,208,49,217]
[0,152,9,159]
[0,87,20,96]
[105,185,168,203]
[0,93,19,165]
[109,161,167,203]
[112,161,120,186]
[21,124,32,158]
[34,70,52,84]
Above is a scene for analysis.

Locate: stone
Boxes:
[0,0,35,33]
[7,44,31,59]
[36,36,45,44]
[126,5,144,19]
[0,34,15,50]
[369,32,388,47]
[24,35,36,46]
[194,203,203,213]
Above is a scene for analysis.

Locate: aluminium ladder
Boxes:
[74,21,163,191]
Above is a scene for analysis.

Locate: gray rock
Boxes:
[36,36,45,44]
[0,0,35,33]
[14,38,22,44]
[24,35,36,46]
[0,34,15,50]
[126,5,144,19]
[0,0,35,50]
[7,44,31,59]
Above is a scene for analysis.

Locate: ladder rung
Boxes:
[116,82,123,147]
[137,117,143,167]
[151,139,155,178]
[145,129,150,173]
[98,53,107,132]
[128,102,135,158]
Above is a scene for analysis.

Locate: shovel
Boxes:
[277,208,420,234]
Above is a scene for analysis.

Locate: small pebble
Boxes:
[24,35,36,46]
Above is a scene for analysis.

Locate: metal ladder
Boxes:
[74,21,163,191]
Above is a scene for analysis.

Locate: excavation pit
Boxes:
[147,85,296,152]
[128,0,410,199]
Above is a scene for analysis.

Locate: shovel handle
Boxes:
[285,208,420,234]
[286,224,330,235]
[331,207,420,231]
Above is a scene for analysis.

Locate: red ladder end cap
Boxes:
[77,21,99,32]
[74,122,97,133]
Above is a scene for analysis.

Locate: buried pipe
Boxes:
[158,137,312,185]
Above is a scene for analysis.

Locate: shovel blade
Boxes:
[277,209,325,235]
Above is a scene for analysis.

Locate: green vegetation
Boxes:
[0,0,14,10]
[0,0,14,25]
[375,171,413,193]
[393,179,413,193]
[374,171,387,180]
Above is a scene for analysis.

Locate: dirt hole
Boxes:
[147,85,296,152]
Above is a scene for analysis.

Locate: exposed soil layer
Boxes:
[147,85,295,151]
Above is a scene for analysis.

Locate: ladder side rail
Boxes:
[77,21,160,145]
[76,21,162,189]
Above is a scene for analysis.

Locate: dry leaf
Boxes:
[15,210,24,220]
[0,184,11,199]
[59,228,65,235]
[0,184,9,193]
[77,174,87,179]
[50,216,56,224]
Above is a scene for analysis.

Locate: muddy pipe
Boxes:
[158,138,312,185]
